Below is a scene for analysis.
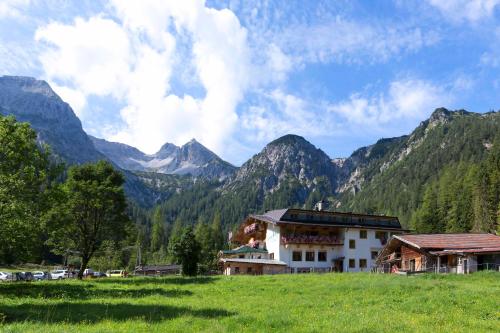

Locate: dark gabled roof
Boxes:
[221,245,268,255]
[135,264,181,271]
[395,233,500,250]
[250,208,402,230]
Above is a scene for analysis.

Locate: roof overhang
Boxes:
[220,258,287,266]
[430,247,500,256]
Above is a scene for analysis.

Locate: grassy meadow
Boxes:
[0,272,499,332]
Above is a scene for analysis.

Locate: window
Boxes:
[318,251,327,262]
[247,267,252,273]
[306,251,315,262]
[359,230,367,239]
[371,251,379,260]
[239,255,245,258]
[359,259,367,268]
[235,267,240,274]
[349,239,356,249]
[269,253,274,260]
[292,251,302,261]
[349,259,356,268]
[375,231,388,239]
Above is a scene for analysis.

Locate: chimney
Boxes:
[314,199,329,211]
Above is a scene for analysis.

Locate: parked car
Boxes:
[50,269,69,280]
[0,271,12,282]
[93,271,107,278]
[16,272,34,282]
[33,271,50,281]
[106,270,127,278]
[83,268,94,278]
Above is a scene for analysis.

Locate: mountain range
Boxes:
[90,136,236,180]
[1,75,499,229]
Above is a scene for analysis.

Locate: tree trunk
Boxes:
[78,255,90,279]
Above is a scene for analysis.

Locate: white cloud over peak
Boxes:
[241,89,337,143]
[329,79,453,126]
[427,0,500,23]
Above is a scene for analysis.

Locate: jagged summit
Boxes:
[91,136,236,180]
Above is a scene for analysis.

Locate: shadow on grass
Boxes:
[0,283,192,299]
[1,302,235,323]
[93,276,217,286]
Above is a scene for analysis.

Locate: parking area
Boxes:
[0,268,129,282]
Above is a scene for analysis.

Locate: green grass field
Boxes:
[0,272,499,332]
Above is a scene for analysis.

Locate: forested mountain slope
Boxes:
[150,109,500,236]
[339,108,500,230]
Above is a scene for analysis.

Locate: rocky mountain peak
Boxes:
[0,76,58,99]
[155,142,179,159]
[227,134,338,195]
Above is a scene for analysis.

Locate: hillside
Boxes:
[339,108,500,227]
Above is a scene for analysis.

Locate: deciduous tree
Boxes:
[47,161,130,278]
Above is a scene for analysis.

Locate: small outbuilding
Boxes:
[220,258,288,275]
[134,264,181,276]
[376,233,500,274]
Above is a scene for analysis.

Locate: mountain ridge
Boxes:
[90,135,236,180]
[1,75,499,231]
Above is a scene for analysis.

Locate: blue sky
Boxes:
[1,0,500,165]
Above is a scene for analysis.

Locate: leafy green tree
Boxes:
[47,161,130,278]
[170,226,200,276]
[0,115,59,263]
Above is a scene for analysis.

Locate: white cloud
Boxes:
[480,27,500,67]
[275,17,439,65]
[241,89,338,143]
[51,83,87,117]
[0,0,30,19]
[426,0,500,23]
[328,79,453,125]
[35,0,251,155]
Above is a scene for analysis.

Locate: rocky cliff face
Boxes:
[225,134,338,196]
[0,76,103,164]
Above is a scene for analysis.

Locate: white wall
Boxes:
[343,228,387,272]
[263,224,398,273]
[265,223,281,260]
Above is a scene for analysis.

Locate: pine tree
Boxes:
[170,226,200,276]
[150,207,166,252]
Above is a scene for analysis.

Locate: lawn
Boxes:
[0,272,499,332]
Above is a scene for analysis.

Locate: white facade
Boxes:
[265,225,399,273]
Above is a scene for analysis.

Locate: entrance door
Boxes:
[333,260,343,272]
[463,259,468,274]
[410,259,416,272]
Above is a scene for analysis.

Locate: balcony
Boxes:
[244,223,260,235]
[281,234,343,246]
